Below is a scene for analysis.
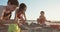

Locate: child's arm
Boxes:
[15,14,18,21]
[1,9,5,20]
[24,13,27,21]
[44,17,47,21]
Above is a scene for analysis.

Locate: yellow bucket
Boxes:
[8,24,21,32]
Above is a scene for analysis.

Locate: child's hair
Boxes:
[7,0,19,6]
[40,11,45,14]
[17,3,27,13]
[19,3,27,11]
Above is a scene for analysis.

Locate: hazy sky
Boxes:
[0,0,60,21]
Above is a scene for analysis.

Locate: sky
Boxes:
[0,0,60,21]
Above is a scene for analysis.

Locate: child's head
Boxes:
[18,3,27,13]
[7,0,19,11]
[40,11,45,15]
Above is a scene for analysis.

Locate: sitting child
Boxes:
[37,11,46,25]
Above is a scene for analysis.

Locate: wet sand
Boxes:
[0,25,60,32]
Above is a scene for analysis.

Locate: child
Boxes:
[15,3,29,30]
[1,0,19,20]
[0,0,21,32]
[15,3,27,24]
[37,11,46,25]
